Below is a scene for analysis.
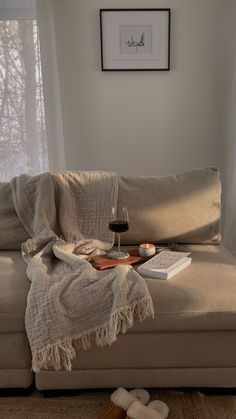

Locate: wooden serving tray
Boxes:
[88,249,149,270]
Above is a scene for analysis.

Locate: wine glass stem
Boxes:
[117,233,121,253]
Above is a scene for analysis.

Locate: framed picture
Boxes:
[100,9,171,71]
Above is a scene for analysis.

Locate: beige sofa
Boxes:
[1,167,236,390]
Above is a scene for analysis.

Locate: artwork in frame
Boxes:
[100,9,171,71]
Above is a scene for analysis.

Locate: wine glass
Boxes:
[107,206,130,259]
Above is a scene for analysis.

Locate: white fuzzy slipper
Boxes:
[148,400,169,418]
[126,399,169,419]
[98,388,150,419]
[111,388,150,410]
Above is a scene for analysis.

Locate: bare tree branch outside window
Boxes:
[0,20,48,181]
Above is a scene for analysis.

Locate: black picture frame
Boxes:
[100,9,171,71]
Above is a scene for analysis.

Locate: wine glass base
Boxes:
[107,250,130,260]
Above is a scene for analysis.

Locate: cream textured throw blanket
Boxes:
[10,171,154,372]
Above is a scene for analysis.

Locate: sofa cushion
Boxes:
[69,331,236,370]
[0,333,31,369]
[0,245,236,336]
[118,167,221,245]
[0,251,30,332]
[131,244,236,333]
[0,168,221,249]
[0,183,29,249]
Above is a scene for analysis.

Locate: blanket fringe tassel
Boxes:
[32,295,154,372]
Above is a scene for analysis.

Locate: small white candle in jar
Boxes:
[139,243,156,257]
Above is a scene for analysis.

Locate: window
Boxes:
[0,18,48,181]
[0,0,65,180]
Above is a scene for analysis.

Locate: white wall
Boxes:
[220,0,236,250]
[52,0,225,176]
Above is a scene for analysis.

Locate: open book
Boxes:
[137,251,191,279]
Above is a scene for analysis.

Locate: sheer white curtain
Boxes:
[223,53,236,255]
[37,0,65,173]
[0,0,65,181]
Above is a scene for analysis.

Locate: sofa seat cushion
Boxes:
[0,251,30,332]
[69,331,236,370]
[0,333,31,368]
[131,244,236,333]
[1,245,236,336]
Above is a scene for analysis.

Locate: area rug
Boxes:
[0,389,236,419]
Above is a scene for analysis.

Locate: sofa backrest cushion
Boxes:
[117,167,221,245]
[0,182,29,249]
[0,167,221,249]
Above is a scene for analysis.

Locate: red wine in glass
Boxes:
[107,207,130,259]
[109,220,129,233]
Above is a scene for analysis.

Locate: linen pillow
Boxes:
[117,167,221,245]
[0,182,29,249]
